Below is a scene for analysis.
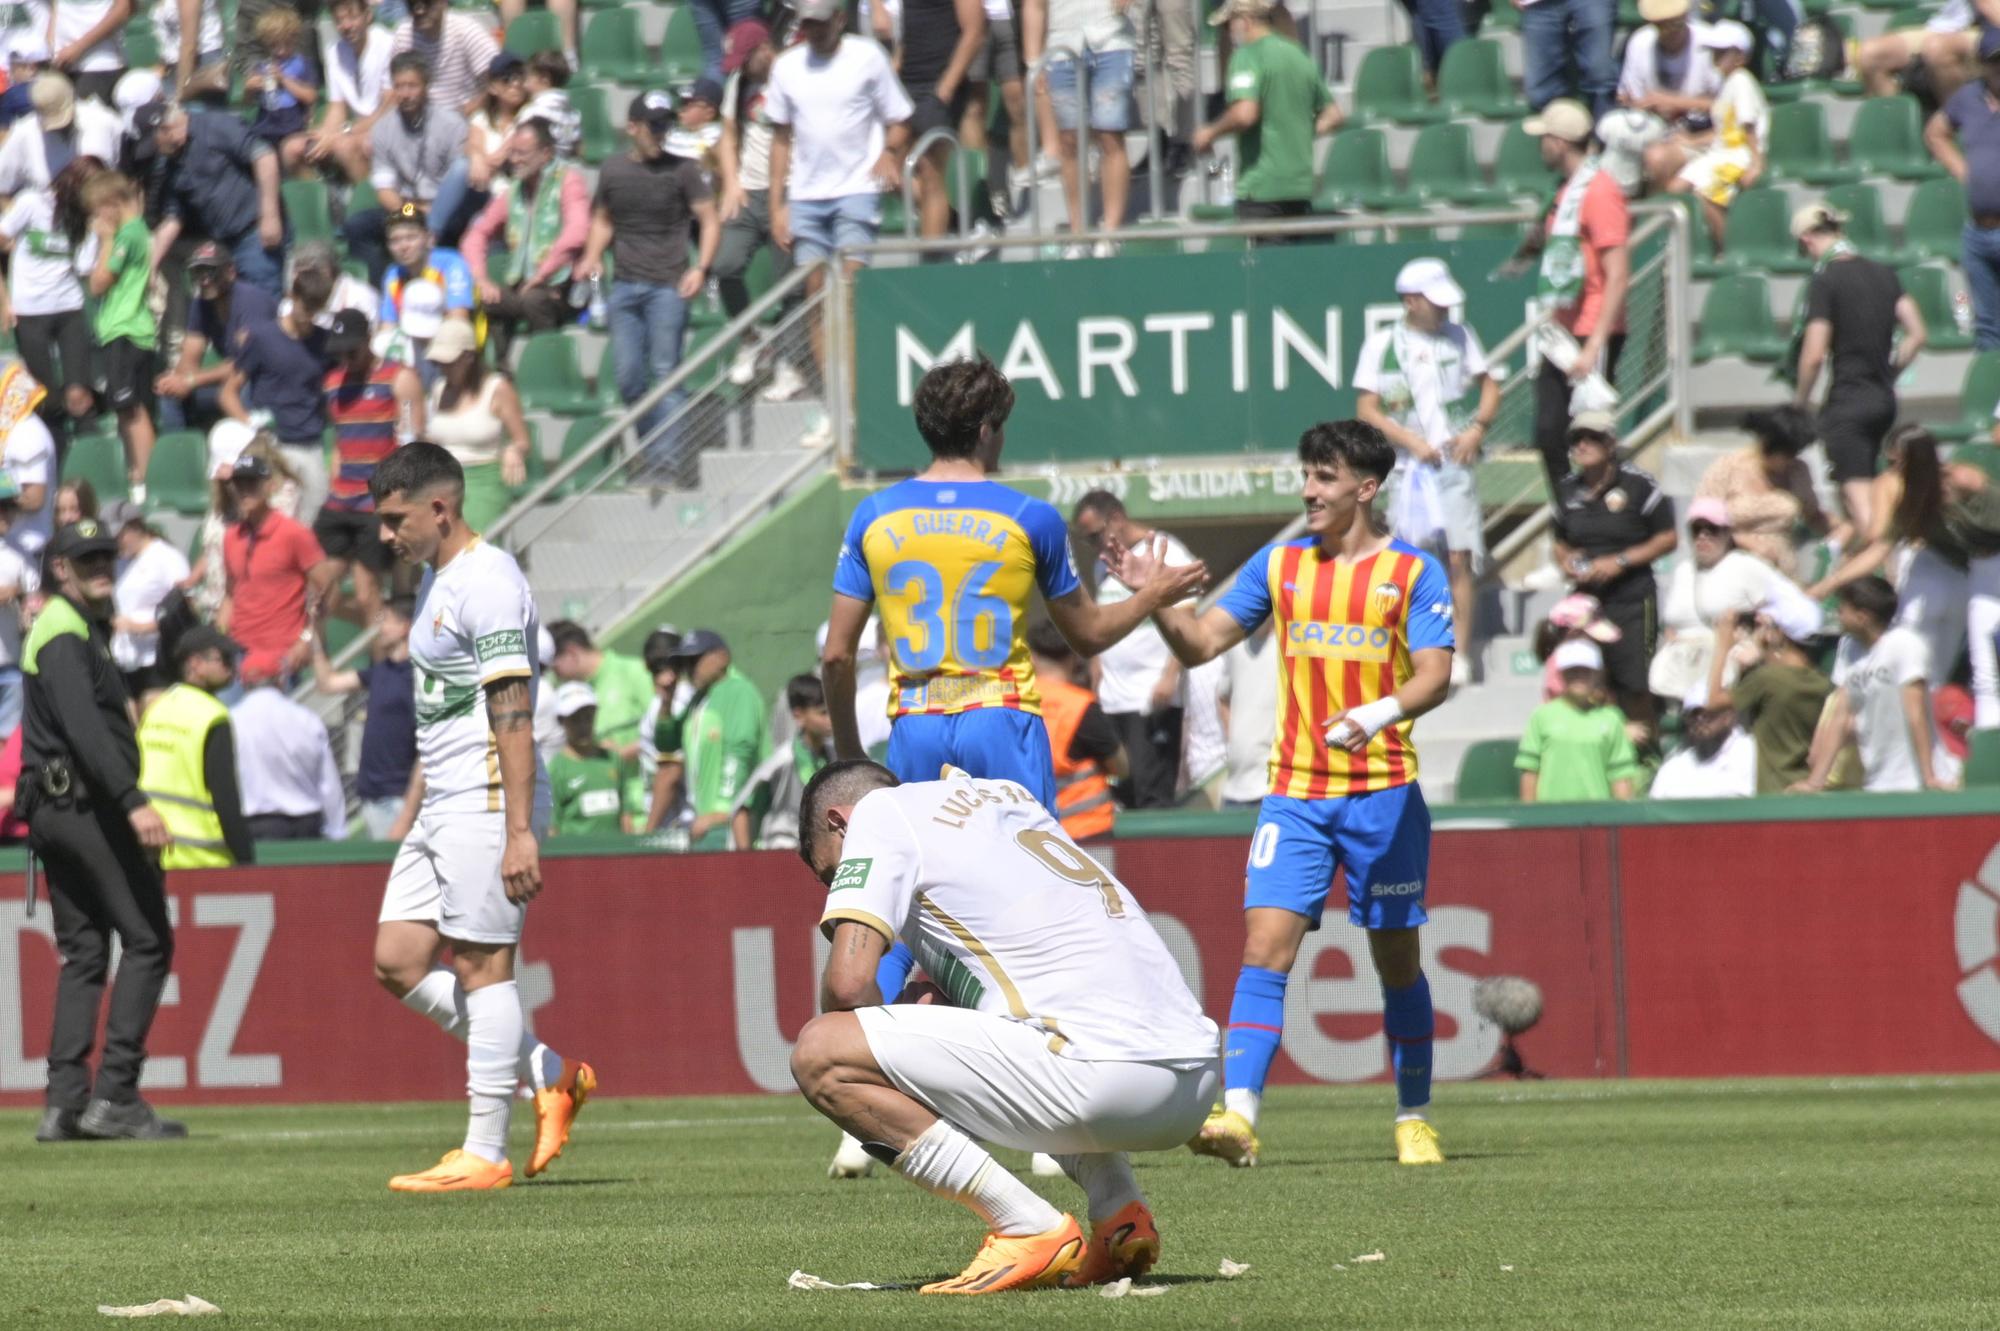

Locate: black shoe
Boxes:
[77,1098,187,1140]
[35,1106,84,1142]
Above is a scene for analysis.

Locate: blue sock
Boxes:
[874,940,916,1001]
[1383,973,1434,1113]
[1224,966,1289,1105]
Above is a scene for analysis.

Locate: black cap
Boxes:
[642,626,683,670]
[187,240,229,270]
[488,50,525,78]
[133,98,170,136]
[231,454,272,482]
[668,628,726,660]
[687,76,724,108]
[630,89,677,128]
[325,308,371,357]
[50,519,116,561]
[172,623,241,668]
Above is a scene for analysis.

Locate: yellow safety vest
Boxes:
[138,684,234,869]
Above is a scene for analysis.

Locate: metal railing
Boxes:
[1023,44,1083,232]
[900,127,973,239]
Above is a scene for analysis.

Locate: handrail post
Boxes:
[826,257,851,461]
[902,126,965,239]
[1024,44,1083,239]
[1144,0,1165,221]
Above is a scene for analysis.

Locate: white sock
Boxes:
[401,967,561,1091]
[1223,1087,1261,1126]
[1396,1108,1429,1123]
[1052,1152,1143,1225]
[400,967,468,1039]
[462,981,524,1165]
[894,1121,1064,1238]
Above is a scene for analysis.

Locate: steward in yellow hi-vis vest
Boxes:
[138,626,256,870]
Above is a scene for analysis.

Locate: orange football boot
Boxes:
[527,1060,597,1178]
[921,1215,1085,1295]
[388,1149,513,1193]
[1065,1201,1160,1287]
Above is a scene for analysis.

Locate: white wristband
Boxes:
[1327,696,1405,749]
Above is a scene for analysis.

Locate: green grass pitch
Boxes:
[5,1077,1998,1328]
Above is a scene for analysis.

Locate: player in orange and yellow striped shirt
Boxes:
[1109,420,1455,1169]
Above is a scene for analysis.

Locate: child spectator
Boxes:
[1534,592,1623,701]
[81,170,155,497]
[1800,576,1954,792]
[1516,640,1640,802]
[667,76,726,166]
[549,682,631,835]
[730,674,834,851]
[1647,20,1766,253]
[246,6,319,174]
[519,49,580,158]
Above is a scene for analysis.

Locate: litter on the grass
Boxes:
[97,1296,221,1318]
[1219,1258,1252,1278]
[787,1270,903,1292]
[1097,1278,1169,1299]
[1352,1251,1387,1263]
[1502,1265,1516,1273]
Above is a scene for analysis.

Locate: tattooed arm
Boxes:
[487,674,542,902]
[818,922,887,1014]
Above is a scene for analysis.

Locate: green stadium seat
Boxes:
[123,19,161,69]
[554,414,619,496]
[1824,183,1915,266]
[579,9,652,85]
[1762,102,1861,186]
[1437,39,1527,120]
[1898,265,1974,352]
[1953,440,2000,479]
[1454,739,1522,802]
[1903,176,1967,263]
[1313,128,1421,212]
[1884,5,1937,25]
[1847,95,1947,181]
[1492,122,1553,201]
[579,0,622,12]
[62,430,130,503]
[1349,46,1446,126]
[1405,122,1509,205]
[513,333,598,415]
[1118,223,1185,256]
[282,179,334,243]
[502,10,562,57]
[659,5,704,82]
[145,431,212,515]
[1714,186,1813,275]
[1693,273,1787,362]
[571,85,618,165]
[879,189,908,237]
[1931,350,2000,443]
[1966,728,2000,787]
[1482,0,1519,28]
[1666,194,1725,278]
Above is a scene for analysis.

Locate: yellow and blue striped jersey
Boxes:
[833,480,1081,719]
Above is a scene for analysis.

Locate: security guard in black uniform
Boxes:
[22,521,184,1142]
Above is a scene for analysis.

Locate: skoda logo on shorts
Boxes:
[1370,880,1424,897]
[1954,842,2000,1047]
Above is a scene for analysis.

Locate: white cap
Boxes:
[1553,639,1604,673]
[1701,19,1754,53]
[1681,679,1712,711]
[1395,257,1465,311]
[538,625,556,668]
[207,418,258,478]
[398,279,445,339]
[555,681,598,718]
[1760,581,1824,644]
[7,34,51,65]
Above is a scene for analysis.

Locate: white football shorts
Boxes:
[378,808,549,945]
[856,1003,1219,1155]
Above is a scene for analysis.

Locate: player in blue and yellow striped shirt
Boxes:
[1109,420,1456,1169]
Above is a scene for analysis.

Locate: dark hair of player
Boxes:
[1025,618,1072,662]
[549,619,594,654]
[383,595,416,623]
[370,440,465,505]
[1298,419,1395,483]
[797,760,900,876]
[1836,575,1899,627]
[911,356,1014,460]
[1070,489,1125,523]
[786,673,826,711]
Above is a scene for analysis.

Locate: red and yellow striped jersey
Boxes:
[1215,537,1454,797]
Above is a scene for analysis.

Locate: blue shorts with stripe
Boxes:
[1243,784,1431,931]
[885,708,1057,809]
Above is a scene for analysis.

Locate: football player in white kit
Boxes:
[791,761,1221,1294]
[366,443,596,1192]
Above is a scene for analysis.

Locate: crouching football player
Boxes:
[790,761,1221,1294]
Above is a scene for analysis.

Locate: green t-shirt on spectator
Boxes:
[95,217,157,348]
[1227,34,1335,203]
[590,650,655,752]
[549,747,626,836]
[1729,661,1833,794]
[684,665,771,817]
[1515,698,1639,802]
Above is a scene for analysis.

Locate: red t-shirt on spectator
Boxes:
[223,509,325,660]
[1545,170,1630,339]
